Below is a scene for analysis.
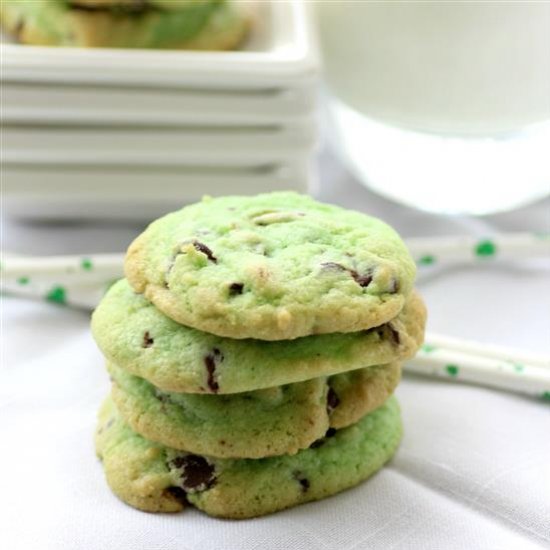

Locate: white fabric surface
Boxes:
[2,151,550,550]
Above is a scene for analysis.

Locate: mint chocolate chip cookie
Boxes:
[125,192,417,340]
[92,279,425,394]
[108,361,401,458]
[0,0,248,50]
[95,396,402,518]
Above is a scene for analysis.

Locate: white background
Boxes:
[1,149,549,550]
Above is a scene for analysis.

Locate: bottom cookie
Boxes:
[95,396,402,519]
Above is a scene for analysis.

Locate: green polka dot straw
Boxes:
[407,333,550,399]
[405,232,550,268]
[0,252,124,309]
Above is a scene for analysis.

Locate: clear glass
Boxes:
[316,1,550,215]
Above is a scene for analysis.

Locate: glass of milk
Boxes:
[316,1,550,214]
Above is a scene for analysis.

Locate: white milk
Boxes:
[317,1,550,214]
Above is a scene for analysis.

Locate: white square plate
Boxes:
[0,0,318,89]
[2,123,317,167]
[1,81,316,127]
[3,160,314,221]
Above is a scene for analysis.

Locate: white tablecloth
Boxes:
[2,151,549,550]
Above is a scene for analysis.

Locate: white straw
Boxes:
[1,279,107,310]
[1,252,124,282]
[406,337,550,400]
[423,332,550,369]
[406,232,550,267]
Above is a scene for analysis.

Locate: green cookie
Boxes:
[92,279,425,393]
[95,396,402,518]
[125,192,417,340]
[108,361,401,458]
[0,0,248,50]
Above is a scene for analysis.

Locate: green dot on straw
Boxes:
[46,286,67,305]
[418,255,435,266]
[422,344,437,353]
[81,258,94,271]
[475,239,496,257]
[446,364,459,377]
[513,363,525,373]
[17,276,30,285]
[542,392,550,402]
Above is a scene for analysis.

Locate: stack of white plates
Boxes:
[1,0,319,220]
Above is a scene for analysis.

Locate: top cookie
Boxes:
[125,192,416,340]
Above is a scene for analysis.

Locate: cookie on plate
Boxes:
[125,192,417,340]
[95,395,402,518]
[0,0,248,50]
[108,361,401,458]
[92,279,425,393]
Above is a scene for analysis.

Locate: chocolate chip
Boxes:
[14,19,24,40]
[164,239,216,287]
[325,428,337,438]
[389,278,400,293]
[389,324,400,345]
[170,455,216,492]
[192,241,217,263]
[321,262,372,288]
[228,282,244,296]
[142,331,154,348]
[204,348,223,393]
[375,323,399,345]
[164,486,187,505]
[293,471,310,493]
[350,270,373,288]
[154,389,170,403]
[309,427,337,449]
[326,387,340,414]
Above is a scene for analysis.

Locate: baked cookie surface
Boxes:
[125,192,417,340]
[0,0,247,49]
[108,361,401,458]
[92,279,425,393]
[95,396,402,518]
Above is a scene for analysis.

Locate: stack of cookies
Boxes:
[92,192,426,519]
[0,0,249,50]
